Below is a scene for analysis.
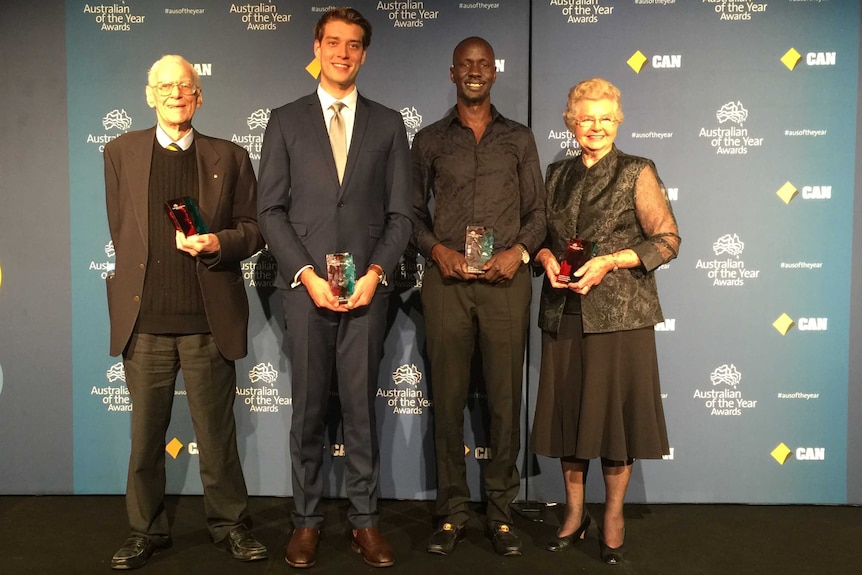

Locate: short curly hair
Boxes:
[562,77,623,129]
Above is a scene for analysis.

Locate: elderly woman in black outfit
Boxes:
[531,78,679,565]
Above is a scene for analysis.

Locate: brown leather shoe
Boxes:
[351,527,394,568]
[285,527,320,569]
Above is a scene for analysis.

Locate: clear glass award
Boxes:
[557,238,597,283]
[165,196,209,235]
[465,225,494,274]
[326,252,355,303]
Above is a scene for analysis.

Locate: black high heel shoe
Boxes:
[545,513,591,552]
[599,527,626,565]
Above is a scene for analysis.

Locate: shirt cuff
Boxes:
[291,264,313,288]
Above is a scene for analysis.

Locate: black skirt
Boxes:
[530,314,669,461]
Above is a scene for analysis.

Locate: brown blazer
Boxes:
[104,127,263,360]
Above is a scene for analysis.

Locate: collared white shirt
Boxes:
[156,125,195,150]
[317,84,358,155]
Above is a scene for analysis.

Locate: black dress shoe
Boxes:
[487,523,522,557]
[599,527,626,565]
[111,535,170,570]
[218,525,268,562]
[546,513,591,552]
[426,522,466,555]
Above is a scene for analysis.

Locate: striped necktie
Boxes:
[166,142,182,151]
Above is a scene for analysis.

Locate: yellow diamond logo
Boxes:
[781,48,802,71]
[776,181,798,205]
[166,437,184,459]
[627,50,648,73]
[464,445,470,457]
[772,313,795,336]
[771,443,792,465]
[306,57,321,79]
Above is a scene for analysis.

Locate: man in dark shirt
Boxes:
[412,37,545,557]
[104,54,267,570]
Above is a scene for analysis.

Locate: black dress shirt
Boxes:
[412,106,545,258]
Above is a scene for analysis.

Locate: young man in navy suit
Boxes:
[258,7,412,569]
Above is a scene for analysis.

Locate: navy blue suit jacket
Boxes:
[257,92,412,289]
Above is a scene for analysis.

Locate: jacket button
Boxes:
[133,296,140,302]
[139,263,145,269]
[337,201,344,207]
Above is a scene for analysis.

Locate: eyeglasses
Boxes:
[574,117,618,128]
[150,82,198,97]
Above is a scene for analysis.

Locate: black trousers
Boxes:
[123,333,249,544]
[421,265,531,526]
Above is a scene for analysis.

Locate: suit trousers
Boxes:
[421,264,531,527]
[123,333,249,544]
[282,289,389,529]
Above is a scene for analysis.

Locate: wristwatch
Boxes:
[367,263,386,284]
[515,244,530,264]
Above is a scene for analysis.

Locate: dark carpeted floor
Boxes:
[0,496,859,574]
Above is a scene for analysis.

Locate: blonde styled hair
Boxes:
[563,77,623,129]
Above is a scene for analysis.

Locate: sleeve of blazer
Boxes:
[257,107,316,280]
[367,107,413,276]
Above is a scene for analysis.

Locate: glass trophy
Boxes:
[557,238,597,283]
[165,196,209,235]
[465,225,494,274]
[326,252,355,303]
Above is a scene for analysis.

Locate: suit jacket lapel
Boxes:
[194,134,223,227]
[340,95,368,199]
[306,95,342,190]
[129,128,156,248]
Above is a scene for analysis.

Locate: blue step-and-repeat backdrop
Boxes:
[1,0,861,505]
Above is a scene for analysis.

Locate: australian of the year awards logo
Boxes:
[83,3,146,31]
[89,240,116,279]
[229,2,292,30]
[241,248,277,288]
[88,110,132,152]
[376,2,440,28]
[237,362,289,413]
[377,364,431,415]
[550,0,616,24]
[90,361,132,412]
[696,233,761,287]
[400,106,422,147]
[703,0,767,21]
[548,124,580,157]
[394,246,424,290]
[692,364,757,416]
[698,101,763,155]
[233,108,269,161]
